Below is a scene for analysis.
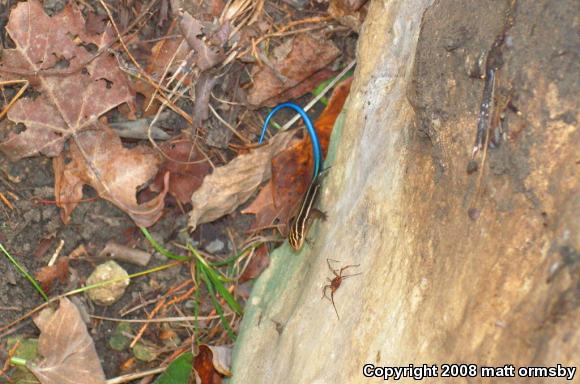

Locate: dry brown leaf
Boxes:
[150,136,211,204]
[35,257,70,293]
[29,298,106,384]
[53,125,168,227]
[0,2,164,226]
[247,34,340,107]
[188,131,295,231]
[0,0,134,160]
[179,11,226,71]
[328,0,369,31]
[241,182,281,230]
[147,31,190,79]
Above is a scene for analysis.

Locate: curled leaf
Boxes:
[30,298,106,384]
[194,344,232,384]
[188,131,294,231]
[53,125,168,227]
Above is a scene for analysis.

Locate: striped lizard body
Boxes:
[259,102,324,250]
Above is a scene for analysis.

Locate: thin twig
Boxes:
[209,104,250,144]
[91,314,221,323]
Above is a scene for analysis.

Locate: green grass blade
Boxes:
[0,242,48,301]
[188,245,242,315]
[199,263,236,341]
[140,227,190,261]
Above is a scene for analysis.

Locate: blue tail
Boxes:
[259,102,322,179]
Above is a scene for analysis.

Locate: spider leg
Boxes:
[322,284,331,300]
[340,272,362,280]
[339,264,360,276]
[331,292,339,319]
[327,259,341,278]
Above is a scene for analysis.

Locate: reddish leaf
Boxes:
[331,0,369,11]
[0,2,164,226]
[30,298,106,384]
[147,27,189,80]
[241,182,280,230]
[35,257,69,293]
[33,235,56,259]
[150,137,211,204]
[239,245,270,283]
[53,125,168,227]
[245,77,353,230]
[0,0,134,160]
[247,34,340,107]
[242,138,310,235]
[194,345,231,384]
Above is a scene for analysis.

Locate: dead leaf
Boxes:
[188,131,295,231]
[328,0,369,31]
[194,344,232,384]
[0,2,164,226]
[179,11,225,71]
[147,26,190,80]
[33,235,56,259]
[331,0,368,12]
[240,182,280,230]
[247,34,340,107]
[194,72,218,127]
[241,137,310,234]
[150,136,211,204]
[35,257,69,293]
[29,298,106,384]
[245,77,353,231]
[53,125,168,227]
[0,0,134,160]
[239,245,270,283]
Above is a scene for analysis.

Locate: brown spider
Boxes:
[321,259,361,319]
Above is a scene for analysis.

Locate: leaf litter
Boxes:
[0,0,359,381]
[0,0,170,227]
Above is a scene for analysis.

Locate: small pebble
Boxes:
[205,238,224,253]
[467,207,480,221]
[86,261,129,306]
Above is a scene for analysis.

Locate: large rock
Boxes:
[231,0,579,382]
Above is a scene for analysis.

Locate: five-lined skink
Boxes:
[259,102,324,250]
